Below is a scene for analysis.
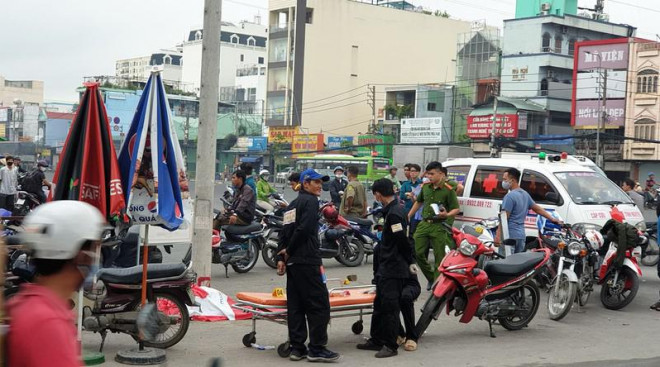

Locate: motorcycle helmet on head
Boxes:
[259,169,270,177]
[23,200,106,260]
[37,159,49,168]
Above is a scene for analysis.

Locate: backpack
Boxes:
[20,169,42,194]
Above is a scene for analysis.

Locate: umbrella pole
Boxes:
[139,225,150,351]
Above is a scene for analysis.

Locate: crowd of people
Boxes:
[0,155,51,212]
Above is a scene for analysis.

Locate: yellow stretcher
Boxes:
[232,284,376,358]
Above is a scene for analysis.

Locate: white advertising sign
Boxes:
[0,108,7,122]
[400,117,445,144]
[575,70,627,100]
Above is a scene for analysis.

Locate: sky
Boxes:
[0,0,657,103]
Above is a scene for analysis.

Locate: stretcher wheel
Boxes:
[351,320,364,335]
[277,342,291,358]
[242,332,256,347]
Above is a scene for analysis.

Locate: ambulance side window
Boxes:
[521,170,562,205]
[470,166,508,200]
[446,165,470,197]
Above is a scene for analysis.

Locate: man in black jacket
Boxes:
[213,170,255,230]
[277,168,340,362]
[357,178,418,358]
[328,166,347,208]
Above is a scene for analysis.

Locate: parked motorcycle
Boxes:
[637,221,659,267]
[261,213,284,269]
[416,223,551,338]
[598,228,645,310]
[320,202,364,267]
[345,206,382,264]
[211,220,264,277]
[5,238,196,350]
[12,191,40,218]
[546,223,602,321]
[644,187,660,209]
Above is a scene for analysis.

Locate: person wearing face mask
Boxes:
[22,160,52,204]
[6,200,106,367]
[497,168,560,254]
[0,154,19,211]
[329,166,347,208]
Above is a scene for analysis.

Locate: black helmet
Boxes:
[37,160,49,168]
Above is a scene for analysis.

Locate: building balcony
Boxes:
[269,25,291,39]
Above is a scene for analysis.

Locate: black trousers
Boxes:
[0,193,14,212]
[370,277,405,350]
[286,264,330,353]
[398,276,421,341]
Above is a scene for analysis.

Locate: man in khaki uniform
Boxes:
[407,162,459,288]
[339,165,366,218]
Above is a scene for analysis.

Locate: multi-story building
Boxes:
[115,49,186,91]
[623,40,660,178]
[265,0,474,137]
[500,0,634,137]
[180,19,268,101]
[0,76,46,142]
[0,75,44,107]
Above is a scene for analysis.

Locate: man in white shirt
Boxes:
[0,155,19,211]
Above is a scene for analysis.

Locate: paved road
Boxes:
[81,181,660,366]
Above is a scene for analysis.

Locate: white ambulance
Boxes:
[443,153,644,242]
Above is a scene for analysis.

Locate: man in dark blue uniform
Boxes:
[277,168,340,362]
[357,178,418,358]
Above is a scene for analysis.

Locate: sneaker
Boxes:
[403,339,417,352]
[357,340,382,351]
[396,335,406,346]
[426,281,433,291]
[375,346,398,358]
[290,348,308,361]
[307,348,341,363]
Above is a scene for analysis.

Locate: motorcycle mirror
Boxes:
[136,303,161,342]
[346,274,358,282]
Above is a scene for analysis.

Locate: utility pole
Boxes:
[367,85,376,133]
[591,51,606,168]
[489,96,498,158]
[192,0,221,287]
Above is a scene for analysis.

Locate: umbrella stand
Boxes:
[116,224,166,365]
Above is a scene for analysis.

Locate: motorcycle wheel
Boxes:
[261,238,278,269]
[499,281,540,330]
[232,241,260,273]
[415,295,445,339]
[642,237,659,267]
[600,267,639,310]
[335,237,364,267]
[547,273,577,321]
[133,292,190,349]
[578,275,593,307]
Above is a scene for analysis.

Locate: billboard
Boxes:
[0,108,8,123]
[268,126,299,143]
[357,134,394,158]
[466,114,519,139]
[327,136,353,149]
[292,133,324,154]
[248,136,267,152]
[575,99,626,128]
[400,117,446,144]
[572,39,629,128]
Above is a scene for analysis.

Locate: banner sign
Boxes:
[327,136,353,149]
[400,117,445,144]
[467,114,519,139]
[248,136,267,152]
[292,133,324,154]
[268,126,299,143]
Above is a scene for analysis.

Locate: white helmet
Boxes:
[23,200,106,260]
[259,169,270,176]
[583,229,604,250]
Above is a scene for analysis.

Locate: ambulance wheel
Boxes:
[242,332,256,347]
[277,342,291,358]
[351,320,364,334]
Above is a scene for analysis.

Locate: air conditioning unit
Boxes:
[597,13,610,22]
[561,26,569,34]
[541,2,552,11]
[547,70,556,79]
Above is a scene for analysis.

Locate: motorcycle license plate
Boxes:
[16,198,24,206]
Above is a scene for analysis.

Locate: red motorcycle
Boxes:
[416,224,551,338]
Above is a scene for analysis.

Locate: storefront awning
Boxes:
[469,96,546,117]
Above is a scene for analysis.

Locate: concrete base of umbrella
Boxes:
[115,345,166,365]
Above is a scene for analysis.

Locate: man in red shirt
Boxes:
[6,200,106,367]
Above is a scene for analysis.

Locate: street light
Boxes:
[585,51,606,168]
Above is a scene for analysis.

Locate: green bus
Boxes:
[295,154,392,185]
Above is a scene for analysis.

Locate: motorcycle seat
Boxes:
[484,251,545,278]
[346,217,373,227]
[97,263,187,284]
[224,222,263,235]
